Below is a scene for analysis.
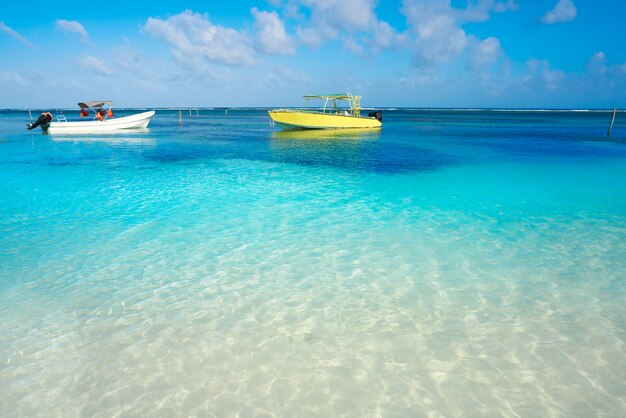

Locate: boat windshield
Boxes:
[302,94,362,117]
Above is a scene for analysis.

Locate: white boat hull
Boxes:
[46,111,155,134]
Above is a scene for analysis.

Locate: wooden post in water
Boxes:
[178,110,182,126]
[607,108,617,137]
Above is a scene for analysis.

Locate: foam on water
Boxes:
[1,110,625,416]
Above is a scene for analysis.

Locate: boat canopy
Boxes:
[303,94,355,101]
[302,93,362,117]
[78,101,113,110]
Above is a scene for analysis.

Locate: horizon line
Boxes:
[1,107,623,112]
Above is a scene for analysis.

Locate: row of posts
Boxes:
[178,108,200,125]
[177,108,228,126]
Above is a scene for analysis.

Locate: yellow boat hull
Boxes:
[268,110,381,130]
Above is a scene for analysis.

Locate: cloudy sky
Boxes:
[1,0,624,108]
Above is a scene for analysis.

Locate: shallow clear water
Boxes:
[1,109,625,416]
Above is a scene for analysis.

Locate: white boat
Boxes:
[29,101,155,134]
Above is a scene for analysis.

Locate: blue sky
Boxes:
[1,0,625,108]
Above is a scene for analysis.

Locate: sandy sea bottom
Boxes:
[1,110,625,416]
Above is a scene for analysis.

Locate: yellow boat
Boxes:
[268,93,382,130]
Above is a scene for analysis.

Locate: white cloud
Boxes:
[458,0,519,22]
[586,51,626,78]
[402,0,468,67]
[289,0,403,52]
[401,0,517,68]
[252,7,295,55]
[373,20,404,48]
[283,2,305,19]
[0,70,28,86]
[56,19,90,43]
[297,0,378,30]
[144,10,255,66]
[586,51,606,75]
[340,19,406,57]
[169,50,218,79]
[0,21,32,47]
[112,46,147,72]
[493,0,520,13]
[525,59,564,91]
[75,54,115,76]
[296,26,332,49]
[541,0,577,24]
[267,64,310,85]
[467,36,503,72]
[341,36,366,56]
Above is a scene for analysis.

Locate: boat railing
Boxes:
[302,95,361,117]
[57,115,68,123]
[274,108,320,114]
[277,108,355,116]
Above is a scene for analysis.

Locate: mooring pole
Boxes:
[178,110,182,126]
[607,108,617,137]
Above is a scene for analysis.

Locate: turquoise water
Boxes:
[1,109,625,416]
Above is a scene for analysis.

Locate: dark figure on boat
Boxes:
[368,111,383,122]
[27,112,53,130]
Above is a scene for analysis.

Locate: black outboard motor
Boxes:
[368,111,382,122]
[27,112,53,131]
